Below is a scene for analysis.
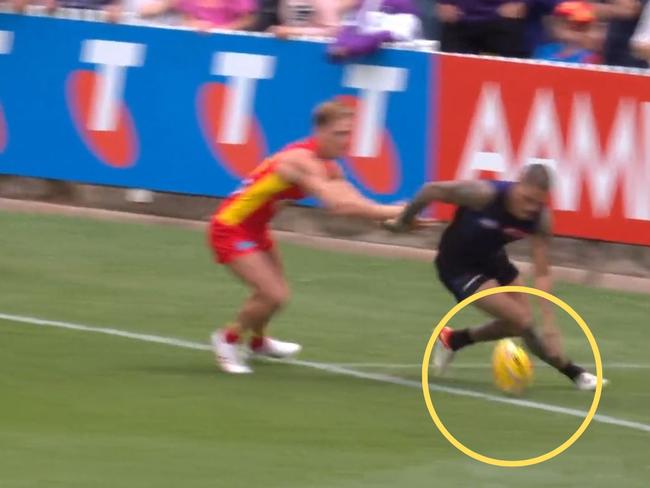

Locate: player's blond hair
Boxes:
[313,100,354,128]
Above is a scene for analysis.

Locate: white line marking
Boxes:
[332,362,650,370]
[2,312,649,434]
[0,312,211,352]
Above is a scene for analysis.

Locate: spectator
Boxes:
[252,0,280,31]
[107,0,181,23]
[631,0,650,59]
[140,0,258,31]
[596,0,648,67]
[268,0,342,38]
[328,0,422,61]
[525,0,561,55]
[10,0,31,12]
[437,0,528,57]
[534,1,601,63]
[11,0,131,21]
[584,16,608,54]
[414,0,439,39]
[48,0,114,11]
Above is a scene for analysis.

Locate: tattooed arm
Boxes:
[531,209,565,362]
[531,208,553,288]
[386,180,496,231]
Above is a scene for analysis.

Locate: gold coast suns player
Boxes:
[208,100,406,374]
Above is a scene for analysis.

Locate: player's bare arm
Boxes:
[531,208,553,290]
[277,150,402,221]
[386,180,497,232]
[530,208,565,361]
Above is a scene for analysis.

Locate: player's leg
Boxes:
[433,278,519,373]
[212,250,289,373]
[451,278,601,389]
[448,277,560,366]
[502,276,603,390]
[245,245,302,359]
[435,256,603,389]
[442,256,537,351]
[472,287,600,387]
[227,251,290,337]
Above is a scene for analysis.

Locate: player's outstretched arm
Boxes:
[277,150,402,221]
[531,209,565,361]
[387,180,496,231]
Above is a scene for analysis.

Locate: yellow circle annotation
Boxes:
[421,285,603,468]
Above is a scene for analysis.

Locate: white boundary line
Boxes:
[332,362,650,370]
[2,311,650,434]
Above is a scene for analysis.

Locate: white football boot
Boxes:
[433,326,456,375]
[211,331,252,374]
[574,371,609,391]
[250,337,302,359]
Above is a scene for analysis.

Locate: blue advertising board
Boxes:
[0,14,433,203]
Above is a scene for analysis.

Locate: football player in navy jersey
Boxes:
[386,164,605,391]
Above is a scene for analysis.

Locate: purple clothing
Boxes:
[372,0,419,15]
[439,0,557,55]
[179,0,257,26]
[329,0,420,60]
[439,0,529,23]
[58,0,112,8]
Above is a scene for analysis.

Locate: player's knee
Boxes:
[261,285,290,309]
[509,311,534,334]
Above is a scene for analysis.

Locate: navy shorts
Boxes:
[435,251,519,302]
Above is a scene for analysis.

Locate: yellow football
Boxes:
[492,339,534,395]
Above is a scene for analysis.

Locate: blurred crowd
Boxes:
[5,0,650,67]
[435,0,650,67]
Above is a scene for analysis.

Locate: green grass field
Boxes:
[1,211,649,488]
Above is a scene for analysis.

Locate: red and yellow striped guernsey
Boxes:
[214,138,338,230]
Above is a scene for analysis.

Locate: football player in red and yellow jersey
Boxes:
[209,100,404,373]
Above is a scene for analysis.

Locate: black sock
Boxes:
[560,361,585,382]
[450,329,474,351]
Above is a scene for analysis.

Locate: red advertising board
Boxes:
[435,54,650,246]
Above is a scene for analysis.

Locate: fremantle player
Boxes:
[386,164,605,390]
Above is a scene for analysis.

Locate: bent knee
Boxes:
[259,285,291,308]
[508,311,534,334]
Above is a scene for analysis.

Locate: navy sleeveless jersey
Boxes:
[438,181,541,265]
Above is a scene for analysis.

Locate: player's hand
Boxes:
[382,218,409,233]
[412,217,438,229]
[437,4,462,23]
[498,1,526,18]
[268,25,292,39]
[383,217,429,232]
[105,3,123,23]
[189,19,215,34]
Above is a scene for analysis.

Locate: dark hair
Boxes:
[521,164,552,191]
[313,100,354,128]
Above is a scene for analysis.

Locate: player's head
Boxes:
[511,164,552,219]
[312,100,354,159]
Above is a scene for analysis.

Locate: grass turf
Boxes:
[1,211,649,487]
